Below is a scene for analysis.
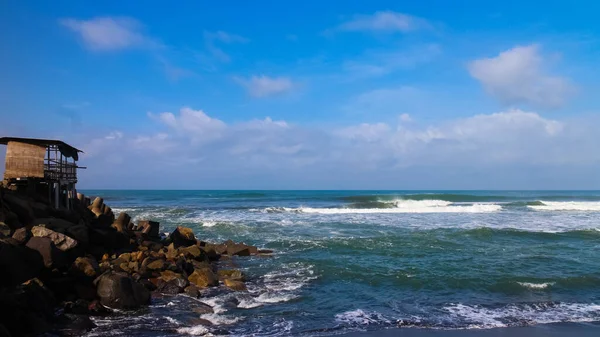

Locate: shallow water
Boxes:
[81,190,600,336]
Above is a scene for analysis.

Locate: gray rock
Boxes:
[31,226,78,251]
[96,272,150,309]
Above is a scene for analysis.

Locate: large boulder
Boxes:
[224,279,247,291]
[33,218,89,245]
[31,226,78,251]
[71,257,99,278]
[12,227,31,245]
[96,272,150,309]
[2,194,35,226]
[0,241,44,287]
[89,228,130,251]
[0,278,57,336]
[217,269,245,282]
[88,197,104,218]
[112,213,131,233]
[137,220,160,238]
[169,226,196,248]
[26,237,68,269]
[0,222,10,237]
[188,268,218,288]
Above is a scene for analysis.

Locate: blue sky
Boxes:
[1,0,600,189]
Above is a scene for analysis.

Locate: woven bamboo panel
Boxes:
[4,141,46,179]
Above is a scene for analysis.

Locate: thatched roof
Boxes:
[0,137,83,160]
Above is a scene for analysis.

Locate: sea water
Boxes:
[81,190,600,336]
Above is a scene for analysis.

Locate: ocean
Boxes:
[80,190,600,336]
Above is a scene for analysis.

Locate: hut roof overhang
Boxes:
[0,137,83,160]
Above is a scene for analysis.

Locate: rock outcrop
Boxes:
[0,187,272,335]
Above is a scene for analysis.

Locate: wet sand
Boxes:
[339,322,600,336]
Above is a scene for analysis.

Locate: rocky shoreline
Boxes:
[0,186,271,336]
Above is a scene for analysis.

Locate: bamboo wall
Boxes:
[3,141,46,179]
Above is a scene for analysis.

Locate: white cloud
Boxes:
[468,45,574,107]
[344,86,423,115]
[235,75,296,98]
[343,44,441,78]
[203,30,248,62]
[399,113,412,122]
[60,17,159,51]
[337,11,431,33]
[150,107,226,143]
[44,106,600,189]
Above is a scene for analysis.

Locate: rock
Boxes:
[25,237,67,269]
[11,227,31,245]
[156,280,183,295]
[137,220,160,238]
[180,245,206,260]
[258,249,274,254]
[118,252,132,262]
[226,243,251,257]
[112,213,131,233]
[0,278,56,336]
[189,318,213,326]
[184,285,201,298]
[2,194,35,226]
[191,302,214,314]
[89,197,104,217]
[30,202,50,218]
[55,314,97,336]
[89,228,129,251]
[222,296,240,309]
[31,226,78,251]
[159,270,183,283]
[0,222,10,236]
[224,279,247,291]
[200,245,221,261]
[0,241,44,287]
[188,268,218,288]
[32,218,89,245]
[3,212,20,231]
[170,226,196,248]
[146,259,165,270]
[165,243,179,260]
[71,257,99,278]
[141,240,163,252]
[96,272,150,309]
[217,269,246,282]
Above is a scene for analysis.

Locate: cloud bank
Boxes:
[468,45,574,108]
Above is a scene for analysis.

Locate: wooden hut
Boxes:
[0,137,85,209]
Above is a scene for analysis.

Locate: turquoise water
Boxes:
[82,190,600,336]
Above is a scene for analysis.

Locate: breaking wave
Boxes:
[529,201,600,211]
[260,200,501,214]
[442,302,600,329]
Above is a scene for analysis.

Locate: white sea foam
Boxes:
[529,201,600,211]
[443,302,600,328]
[200,313,241,325]
[335,309,391,326]
[517,282,555,289]
[202,220,218,227]
[263,200,502,214]
[176,325,210,335]
[256,292,298,303]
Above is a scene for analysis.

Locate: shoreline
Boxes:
[338,322,600,337]
[1,187,270,336]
